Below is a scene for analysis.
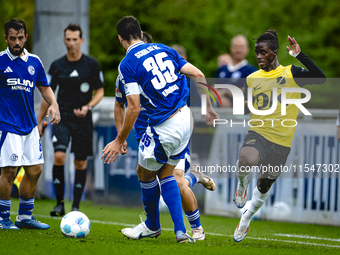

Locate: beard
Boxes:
[9,45,24,56]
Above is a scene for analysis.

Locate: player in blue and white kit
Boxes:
[115,36,215,241]
[101,16,218,243]
[0,19,60,229]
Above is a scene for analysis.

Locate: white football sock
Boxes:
[243,187,270,222]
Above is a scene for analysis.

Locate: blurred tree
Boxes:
[1,0,339,109]
[0,0,35,52]
[89,0,340,109]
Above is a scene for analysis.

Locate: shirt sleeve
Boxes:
[91,59,104,90]
[36,61,49,87]
[115,77,126,103]
[48,61,58,91]
[291,52,326,86]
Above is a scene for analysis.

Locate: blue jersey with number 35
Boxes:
[118,42,189,126]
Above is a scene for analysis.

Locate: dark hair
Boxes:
[256,29,279,52]
[64,23,82,38]
[142,31,152,43]
[4,18,27,37]
[117,16,141,41]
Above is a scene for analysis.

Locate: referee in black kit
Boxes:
[38,24,104,216]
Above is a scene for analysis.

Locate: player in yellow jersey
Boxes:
[233,29,326,242]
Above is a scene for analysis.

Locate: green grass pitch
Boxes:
[1,199,339,255]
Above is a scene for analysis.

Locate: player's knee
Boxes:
[54,151,66,165]
[239,154,258,167]
[74,160,87,170]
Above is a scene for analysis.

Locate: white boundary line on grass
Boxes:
[32,214,340,249]
[274,234,340,242]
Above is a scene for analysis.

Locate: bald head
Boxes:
[230,34,249,63]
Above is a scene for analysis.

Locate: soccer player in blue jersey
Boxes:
[0,19,60,229]
[101,16,218,243]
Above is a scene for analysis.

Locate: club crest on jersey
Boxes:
[28,65,35,75]
[80,82,90,93]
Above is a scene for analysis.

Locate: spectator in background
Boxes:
[215,35,257,107]
[171,44,201,107]
[217,53,232,68]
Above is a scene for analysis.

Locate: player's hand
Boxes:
[74,105,89,117]
[47,103,61,125]
[205,107,219,127]
[286,35,301,56]
[121,141,128,155]
[101,139,124,164]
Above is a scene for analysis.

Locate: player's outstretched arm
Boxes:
[101,94,140,164]
[180,63,219,126]
[286,35,326,85]
[38,86,60,126]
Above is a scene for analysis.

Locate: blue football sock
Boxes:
[160,175,186,233]
[185,208,201,229]
[185,173,197,188]
[18,197,34,220]
[0,199,11,220]
[140,178,160,231]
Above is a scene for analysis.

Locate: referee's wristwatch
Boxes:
[87,105,93,111]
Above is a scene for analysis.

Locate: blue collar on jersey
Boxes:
[126,41,144,55]
[5,47,29,62]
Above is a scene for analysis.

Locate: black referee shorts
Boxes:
[241,130,291,179]
[52,115,93,161]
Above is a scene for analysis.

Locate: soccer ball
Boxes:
[60,211,91,238]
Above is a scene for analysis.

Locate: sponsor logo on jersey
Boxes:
[70,69,79,77]
[7,78,34,87]
[28,65,35,75]
[7,78,34,92]
[80,82,90,93]
[10,154,18,161]
[4,66,13,73]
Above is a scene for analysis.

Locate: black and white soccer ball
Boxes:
[60,211,91,238]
